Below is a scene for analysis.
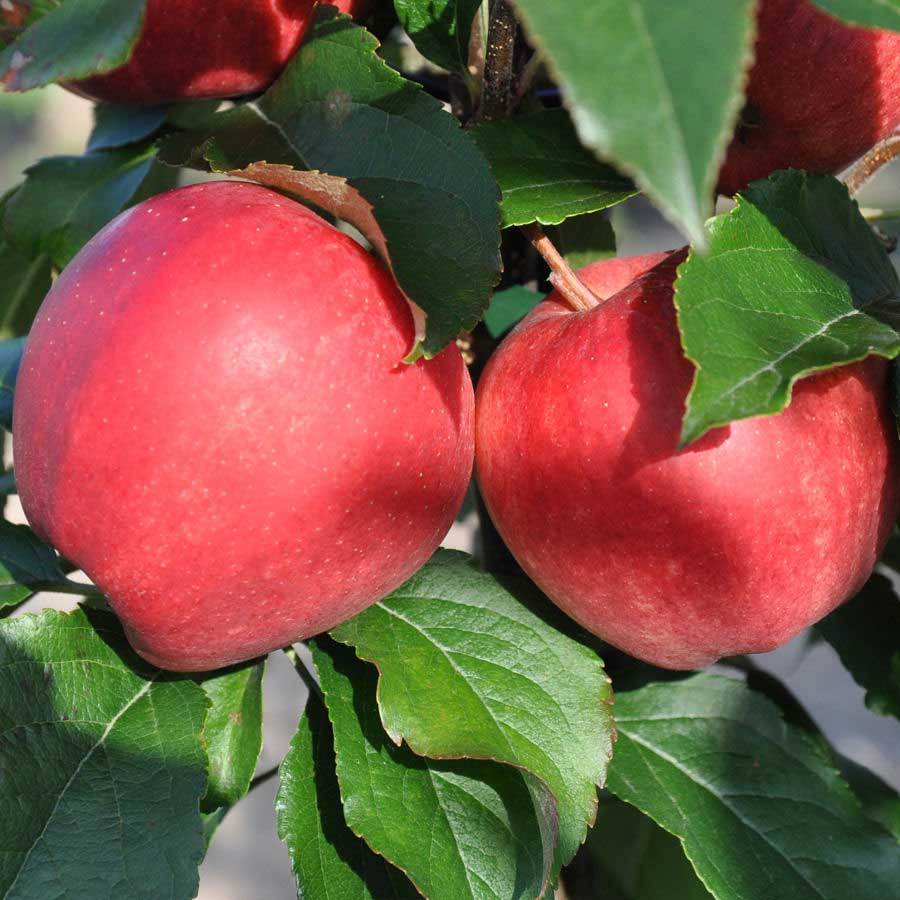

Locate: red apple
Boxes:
[718,0,900,195]
[475,251,899,669]
[65,0,372,105]
[14,181,473,671]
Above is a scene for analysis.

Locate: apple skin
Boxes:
[13,181,473,672]
[718,0,900,195]
[475,252,900,669]
[66,0,371,105]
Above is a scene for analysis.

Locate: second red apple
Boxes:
[719,0,900,194]
[476,252,899,669]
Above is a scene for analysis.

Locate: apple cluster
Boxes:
[12,0,900,671]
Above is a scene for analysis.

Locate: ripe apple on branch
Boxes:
[1,1,899,895]
[13,181,473,671]
[65,0,375,105]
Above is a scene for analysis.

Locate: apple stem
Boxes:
[521,223,602,312]
[845,131,900,197]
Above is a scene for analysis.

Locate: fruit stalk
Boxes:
[845,132,900,196]
[521,223,602,312]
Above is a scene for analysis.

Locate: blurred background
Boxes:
[1,85,899,900]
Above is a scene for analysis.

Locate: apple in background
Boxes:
[13,181,473,672]
[475,252,900,669]
[66,0,374,105]
[718,0,900,195]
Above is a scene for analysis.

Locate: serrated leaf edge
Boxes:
[512,0,760,247]
[673,186,900,448]
[609,673,892,900]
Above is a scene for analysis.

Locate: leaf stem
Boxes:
[520,223,602,312]
[283,644,323,699]
[30,579,104,598]
[844,132,900,196]
[248,764,280,792]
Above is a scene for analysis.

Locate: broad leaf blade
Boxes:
[330,550,614,872]
[0,0,147,91]
[547,210,617,269]
[0,246,49,339]
[199,659,266,812]
[0,185,51,340]
[160,7,501,357]
[835,752,900,842]
[676,171,900,446]
[394,0,481,74]
[816,574,900,719]
[608,674,900,900]
[0,337,25,430]
[812,0,900,29]
[483,285,543,338]
[589,798,712,900]
[0,606,208,899]
[276,694,419,900]
[0,520,68,611]
[313,636,556,900]
[512,0,756,245]
[88,103,169,152]
[470,109,637,227]
[4,146,157,268]
[0,189,51,340]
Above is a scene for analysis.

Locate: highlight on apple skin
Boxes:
[66,0,373,105]
[718,0,900,195]
[475,251,900,670]
[13,181,474,672]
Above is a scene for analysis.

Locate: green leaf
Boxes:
[588,797,712,900]
[811,0,900,29]
[0,246,50,339]
[330,550,614,872]
[0,606,208,899]
[512,0,756,245]
[198,659,266,812]
[4,146,157,269]
[0,337,25,430]
[0,188,51,339]
[0,187,51,339]
[276,692,419,900]
[200,806,229,852]
[471,109,637,228]
[607,674,900,900]
[0,0,147,91]
[547,210,617,270]
[88,103,169,152]
[159,6,501,357]
[394,0,481,74]
[816,574,900,719]
[483,285,544,338]
[835,752,900,842]
[313,636,556,900]
[675,171,900,446]
[726,659,900,842]
[0,520,69,612]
